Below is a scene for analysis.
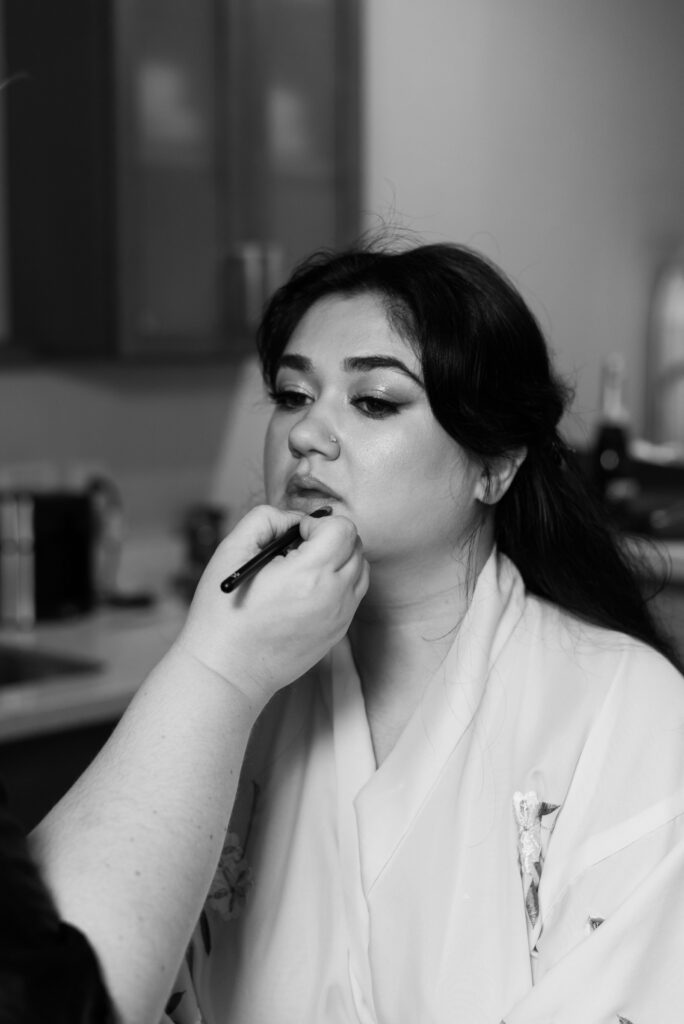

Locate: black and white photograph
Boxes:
[1,3,684,1021]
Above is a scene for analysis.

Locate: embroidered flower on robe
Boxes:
[513,790,560,928]
[164,984,206,1024]
[206,831,254,921]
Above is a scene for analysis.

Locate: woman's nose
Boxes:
[288,412,340,460]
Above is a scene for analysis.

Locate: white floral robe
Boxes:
[162,552,684,1024]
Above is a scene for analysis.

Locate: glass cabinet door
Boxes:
[116,0,360,354]
[220,0,359,329]
[4,0,360,357]
[116,0,222,355]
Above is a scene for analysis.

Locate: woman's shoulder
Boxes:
[512,575,684,713]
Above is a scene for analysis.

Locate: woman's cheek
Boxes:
[262,427,283,500]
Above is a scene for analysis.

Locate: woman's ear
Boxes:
[476,449,527,506]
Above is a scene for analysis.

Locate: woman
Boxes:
[161,242,684,1024]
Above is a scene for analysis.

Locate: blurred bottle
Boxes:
[175,503,227,602]
[0,493,35,628]
[648,245,684,445]
[88,475,123,604]
[592,353,639,519]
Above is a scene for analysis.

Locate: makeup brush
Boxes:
[220,507,332,593]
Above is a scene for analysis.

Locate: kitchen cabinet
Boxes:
[2,0,360,358]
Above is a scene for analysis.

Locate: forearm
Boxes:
[29,643,261,1024]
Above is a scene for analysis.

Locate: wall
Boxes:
[0,360,269,520]
[363,0,684,441]
[2,1,684,554]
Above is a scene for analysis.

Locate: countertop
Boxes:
[0,596,186,743]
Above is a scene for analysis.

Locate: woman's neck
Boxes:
[348,531,494,765]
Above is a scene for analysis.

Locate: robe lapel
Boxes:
[353,554,525,894]
[331,554,525,897]
[331,640,379,1021]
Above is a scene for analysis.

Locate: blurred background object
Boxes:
[175,502,227,602]
[0,469,155,626]
[646,244,684,446]
[585,350,684,539]
[590,352,635,510]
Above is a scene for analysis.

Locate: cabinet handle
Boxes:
[264,243,284,299]
[240,242,265,329]
[226,243,285,332]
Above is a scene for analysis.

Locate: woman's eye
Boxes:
[269,387,311,410]
[352,395,401,419]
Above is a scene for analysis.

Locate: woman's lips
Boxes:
[285,478,341,509]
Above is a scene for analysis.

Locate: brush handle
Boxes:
[219,507,332,593]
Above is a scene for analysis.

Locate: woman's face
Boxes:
[263,293,486,568]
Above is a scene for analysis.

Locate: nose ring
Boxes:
[329,434,338,444]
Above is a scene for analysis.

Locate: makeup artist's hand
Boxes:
[29,504,367,1024]
[174,504,369,705]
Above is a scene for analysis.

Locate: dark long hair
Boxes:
[257,241,680,668]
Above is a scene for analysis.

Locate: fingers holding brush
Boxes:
[176,505,368,704]
[296,512,370,601]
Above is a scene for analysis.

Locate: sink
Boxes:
[0,643,103,687]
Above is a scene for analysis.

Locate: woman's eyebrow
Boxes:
[277,352,423,387]
[343,355,423,386]
[278,353,312,372]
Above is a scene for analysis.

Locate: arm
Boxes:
[28,505,368,1024]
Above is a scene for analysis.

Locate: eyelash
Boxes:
[268,387,401,420]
